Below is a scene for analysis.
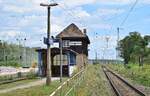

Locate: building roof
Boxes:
[56,23,86,38]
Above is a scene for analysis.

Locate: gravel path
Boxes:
[0,77,59,93]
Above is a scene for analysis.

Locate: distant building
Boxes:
[36,23,90,77]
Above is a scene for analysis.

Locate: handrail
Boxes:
[50,69,85,96]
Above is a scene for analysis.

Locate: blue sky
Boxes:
[0,0,150,59]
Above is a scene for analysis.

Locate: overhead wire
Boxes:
[120,0,139,26]
[50,0,87,28]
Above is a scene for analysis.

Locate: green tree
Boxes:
[118,32,150,66]
[118,36,131,65]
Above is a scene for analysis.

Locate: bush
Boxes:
[26,71,37,79]
[0,61,21,67]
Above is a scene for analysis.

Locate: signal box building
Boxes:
[37,23,90,77]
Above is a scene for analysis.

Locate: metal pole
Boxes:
[2,41,5,61]
[46,6,51,85]
[24,38,27,67]
[116,27,120,64]
[117,27,120,44]
[19,40,22,66]
[60,37,63,82]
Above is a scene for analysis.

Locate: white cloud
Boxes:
[1,31,20,37]
[141,0,150,4]
[0,31,22,41]
[59,0,96,8]
[2,0,47,13]
[98,0,132,5]
[96,8,124,16]
[51,24,64,34]
[3,5,31,13]
[17,15,46,28]
[58,0,133,8]
[90,23,112,30]
[72,7,90,18]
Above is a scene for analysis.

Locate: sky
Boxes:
[0,0,150,59]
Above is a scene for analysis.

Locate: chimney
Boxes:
[83,29,87,35]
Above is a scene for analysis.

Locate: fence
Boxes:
[0,42,38,67]
[50,69,85,96]
[0,70,37,83]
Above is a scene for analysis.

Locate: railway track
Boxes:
[102,66,146,96]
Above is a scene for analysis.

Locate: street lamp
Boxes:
[40,3,58,7]
[40,2,58,85]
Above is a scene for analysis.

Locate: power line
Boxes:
[120,0,139,26]
[51,0,87,28]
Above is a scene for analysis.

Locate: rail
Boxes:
[50,68,85,96]
[102,66,146,96]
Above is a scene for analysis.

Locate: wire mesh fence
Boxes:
[0,41,38,67]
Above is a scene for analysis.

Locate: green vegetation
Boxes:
[0,77,68,96]
[0,80,60,96]
[0,41,38,67]
[0,79,38,90]
[0,65,113,96]
[0,71,37,82]
[108,64,150,87]
[26,71,37,79]
[75,64,112,96]
[117,32,150,65]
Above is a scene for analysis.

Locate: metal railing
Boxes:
[50,69,85,96]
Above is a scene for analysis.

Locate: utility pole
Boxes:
[25,38,27,67]
[23,38,27,67]
[105,36,110,64]
[40,3,58,85]
[60,37,63,82]
[117,27,120,44]
[117,27,123,48]
[116,27,123,63]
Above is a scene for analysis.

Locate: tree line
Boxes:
[117,32,150,66]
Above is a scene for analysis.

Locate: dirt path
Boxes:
[0,78,59,93]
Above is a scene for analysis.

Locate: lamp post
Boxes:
[40,3,58,85]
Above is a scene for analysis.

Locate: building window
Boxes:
[53,54,68,65]
[69,41,82,46]
[62,40,70,47]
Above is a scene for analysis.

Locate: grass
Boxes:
[0,79,38,90]
[0,65,113,96]
[0,77,68,96]
[74,64,113,96]
[107,64,150,87]
[0,80,61,96]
